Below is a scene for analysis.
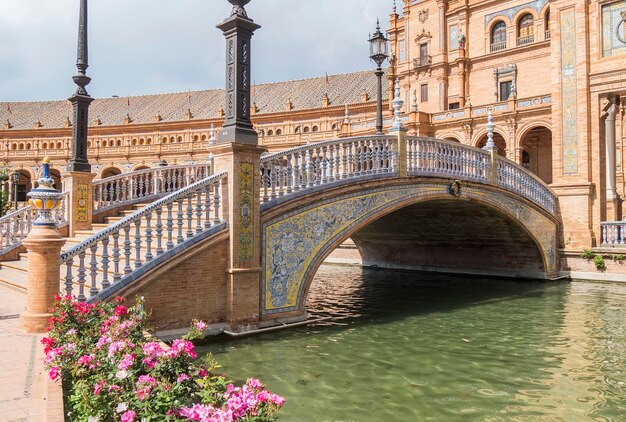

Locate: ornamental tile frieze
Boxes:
[262,182,559,316]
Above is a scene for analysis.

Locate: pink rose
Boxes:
[48,367,60,381]
[120,410,136,422]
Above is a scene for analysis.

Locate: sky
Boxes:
[0,0,399,102]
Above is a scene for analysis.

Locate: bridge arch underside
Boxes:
[261,181,560,322]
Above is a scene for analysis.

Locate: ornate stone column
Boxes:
[213,1,265,332]
[388,79,408,177]
[605,99,619,220]
[20,158,66,333]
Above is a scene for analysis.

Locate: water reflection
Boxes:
[197,266,626,421]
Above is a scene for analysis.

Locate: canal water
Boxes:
[197,265,626,421]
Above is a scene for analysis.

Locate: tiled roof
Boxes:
[0,70,387,130]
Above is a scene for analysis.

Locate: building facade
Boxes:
[0,0,625,256]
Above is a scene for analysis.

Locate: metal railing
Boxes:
[93,164,211,213]
[61,172,227,302]
[0,192,69,254]
[407,137,490,182]
[260,135,397,203]
[545,30,551,40]
[601,221,625,246]
[497,157,557,215]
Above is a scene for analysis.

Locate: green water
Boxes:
[197,266,626,421]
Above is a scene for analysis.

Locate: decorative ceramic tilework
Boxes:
[238,162,254,261]
[262,183,559,316]
[484,0,548,27]
[560,8,578,175]
[76,183,88,222]
[602,1,626,57]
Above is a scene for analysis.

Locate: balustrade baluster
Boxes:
[306,150,314,188]
[134,220,142,268]
[314,148,321,185]
[195,192,203,233]
[166,203,174,249]
[293,154,301,192]
[321,146,328,184]
[278,159,284,197]
[204,185,212,228]
[101,236,110,290]
[261,162,269,203]
[77,251,87,302]
[213,180,221,224]
[176,199,184,244]
[300,152,307,189]
[331,145,338,182]
[342,143,348,179]
[286,155,293,194]
[155,207,164,254]
[64,258,74,296]
[186,195,194,238]
[112,231,121,283]
[123,225,132,274]
[145,213,153,261]
[89,244,98,297]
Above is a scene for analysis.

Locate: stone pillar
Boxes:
[212,142,265,332]
[20,225,66,333]
[605,101,619,220]
[20,157,66,333]
[62,171,96,236]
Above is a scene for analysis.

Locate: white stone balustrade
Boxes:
[407,137,490,182]
[260,135,397,203]
[497,157,557,215]
[260,135,558,217]
[61,172,227,302]
[93,163,211,213]
[601,221,626,246]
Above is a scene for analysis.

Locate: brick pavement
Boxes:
[0,285,51,422]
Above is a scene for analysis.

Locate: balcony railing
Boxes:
[545,30,551,40]
[490,41,506,52]
[601,221,626,246]
[517,35,534,46]
[413,56,432,68]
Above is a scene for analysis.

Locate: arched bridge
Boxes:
[7,133,561,332]
[258,135,560,321]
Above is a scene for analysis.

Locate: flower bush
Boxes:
[43,295,284,422]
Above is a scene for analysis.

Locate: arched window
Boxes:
[491,21,507,52]
[517,14,534,45]
[276,128,282,136]
[295,126,301,134]
[303,126,310,133]
[312,125,319,133]
[545,9,551,39]
[267,129,274,136]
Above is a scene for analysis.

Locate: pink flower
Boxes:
[48,367,60,381]
[177,373,190,383]
[114,305,128,316]
[246,378,263,390]
[120,410,136,422]
[167,339,196,359]
[78,354,94,366]
[117,354,134,370]
[93,381,105,395]
[195,320,207,331]
[108,340,128,357]
[269,393,286,407]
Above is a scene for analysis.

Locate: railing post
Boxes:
[62,170,96,236]
[483,109,499,184]
[21,158,66,333]
[388,78,407,177]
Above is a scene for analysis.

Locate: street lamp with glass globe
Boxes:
[369,19,389,135]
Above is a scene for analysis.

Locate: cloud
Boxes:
[1,0,395,101]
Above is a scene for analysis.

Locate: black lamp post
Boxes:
[369,19,389,135]
[216,0,261,145]
[11,171,20,211]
